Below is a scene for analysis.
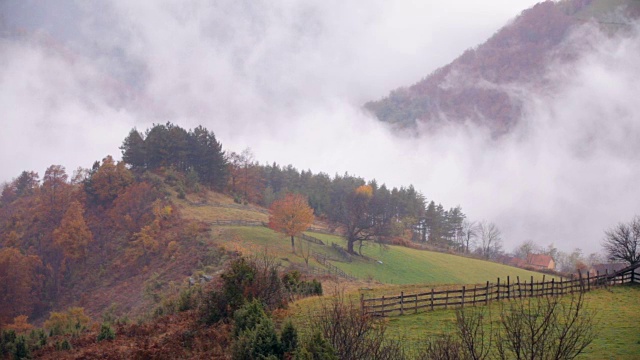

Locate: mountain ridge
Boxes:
[364,0,640,135]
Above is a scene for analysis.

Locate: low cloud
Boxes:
[1,1,638,254]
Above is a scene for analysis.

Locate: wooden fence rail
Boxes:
[208,219,266,227]
[311,251,357,281]
[362,268,637,317]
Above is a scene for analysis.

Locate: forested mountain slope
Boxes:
[365,0,640,134]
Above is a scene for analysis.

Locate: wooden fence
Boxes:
[298,233,325,245]
[312,251,357,281]
[362,268,638,317]
[208,219,266,227]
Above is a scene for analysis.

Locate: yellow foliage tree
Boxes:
[44,307,91,336]
[268,193,314,252]
[53,200,93,263]
[89,155,134,204]
[5,315,34,333]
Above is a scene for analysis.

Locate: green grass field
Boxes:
[288,285,640,359]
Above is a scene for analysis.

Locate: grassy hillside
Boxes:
[329,242,552,286]
[382,285,640,359]
[288,285,640,359]
[176,191,552,287]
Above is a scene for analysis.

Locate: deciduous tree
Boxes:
[268,193,314,252]
[0,248,43,326]
[85,156,133,206]
[602,216,640,265]
[478,221,502,260]
[53,200,93,265]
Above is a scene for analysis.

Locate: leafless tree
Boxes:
[478,221,502,259]
[312,292,406,360]
[602,216,640,265]
[460,220,479,254]
[513,240,542,260]
[418,335,463,360]
[495,291,598,360]
[455,307,492,360]
[448,291,598,360]
[300,239,312,267]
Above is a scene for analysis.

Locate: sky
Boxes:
[1,0,639,255]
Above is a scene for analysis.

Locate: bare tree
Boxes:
[447,291,598,360]
[300,239,312,267]
[312,292,406,360]
[495,291,598,360]
[513,240,542,259]
[418,335,463,360]
[602,216,640,265]
[455,307,492,360]
[461,220,479,254]
[478,221,502,259]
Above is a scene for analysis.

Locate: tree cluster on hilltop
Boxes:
[121,123,228,191]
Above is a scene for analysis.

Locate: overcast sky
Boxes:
[1,0,639,255]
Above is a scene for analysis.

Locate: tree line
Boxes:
[121,123,473,254]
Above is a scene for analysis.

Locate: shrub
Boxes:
[295,331,337,360]
[233,300,268,338]
[97,323,116,342]
[200,289,230,326]
[280,321,298,355]
[313,293,404,360]
[44,307,90,337]
[14,335,29,359]
[232,318,281,360]
[60,339,72,351]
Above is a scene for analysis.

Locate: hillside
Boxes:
[365,0,640,134]
[177,196,550,287]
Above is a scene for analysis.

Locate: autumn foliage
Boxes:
[268,193,314,252]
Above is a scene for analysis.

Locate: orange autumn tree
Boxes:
[53,200,93,267]
[0,248,43,326]
[268,193,314,252]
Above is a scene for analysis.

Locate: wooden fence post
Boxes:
[587,272,591,292]
[400,292,404,316]
[578,269,583,293]
[507,276,510,300]
[430,288,435,311]
[382,296,385,317]
[461,286,466,308]
[497,278,501,301]
[551,278,555,297]
[445,290,449,310]
[517,276,521,298]
[485,281,490,305]
[473,285,477,306]
[530,276,534,297]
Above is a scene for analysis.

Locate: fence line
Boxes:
[362,268,637,317]
[298,233,325,245]
[208,219,266,227]
[312,251,357,281]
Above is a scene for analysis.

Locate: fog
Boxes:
[1,0,639,254]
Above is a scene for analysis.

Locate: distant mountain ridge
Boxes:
[365,0,640,135]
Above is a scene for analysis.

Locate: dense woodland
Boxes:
[365,0,640,134]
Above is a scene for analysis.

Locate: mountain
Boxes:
[364,0,640,135]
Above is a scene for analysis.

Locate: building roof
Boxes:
[526,253,554,268]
